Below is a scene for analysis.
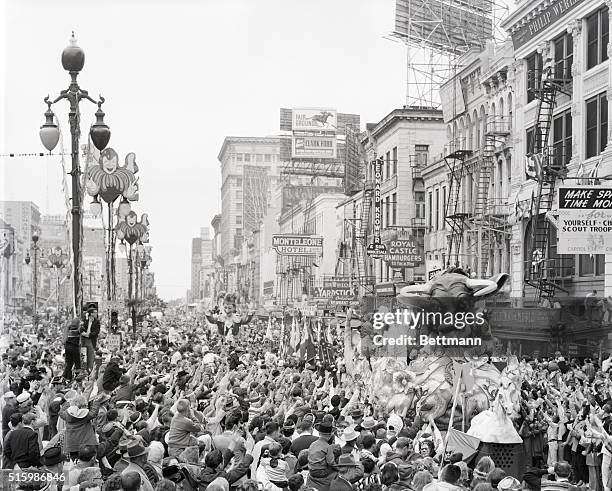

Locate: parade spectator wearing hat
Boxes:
[338,426,360,462]
[59,394,103,458]
[64,318,82,381]
[329,455,363,491]
[540,462,573,491]
[81,307,100,372]
[40,446,64,491]
[3,412,40,469]
[121,440,154,491]
[2,391,17,440]
[306,420,339,491]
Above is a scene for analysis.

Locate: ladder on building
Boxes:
[354,183,375,293]
[470,117,511,277]
[525,61,572,302]
[444,140,473,267]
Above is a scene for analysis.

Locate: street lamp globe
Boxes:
[90,103,111,151]
[25,252,30,265]
[61,32,85,73]
[40,106,60,152]
[90,198,102,217]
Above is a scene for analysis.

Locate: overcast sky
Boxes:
[2,0,415,300]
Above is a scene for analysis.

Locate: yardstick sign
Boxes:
[557,186,612,254]
[367,158,387,259]
[272,235,323,256]
[510,0,586,50]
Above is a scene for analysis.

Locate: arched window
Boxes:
[507,93,513,130]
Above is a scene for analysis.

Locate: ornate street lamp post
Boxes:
[40,33,111,318]
[46,247,69,319]
[24,234,41,326]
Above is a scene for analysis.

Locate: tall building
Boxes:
[190,237,202,302]
[217,137,281,263]
[0,201,41,313]
[199,227,214,302]
[39,215,70,310]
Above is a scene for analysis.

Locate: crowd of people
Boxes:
[3,294,612,491]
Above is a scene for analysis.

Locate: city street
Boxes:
[3,0,612,487]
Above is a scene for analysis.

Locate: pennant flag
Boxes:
[525,153,543,181]
[280,318,287,359]
[300,318,317,363]
[265,317,273,340]
[577,161,586,185]
[290,316,301,351]
[446,428,481,462]
[588,158,602,184]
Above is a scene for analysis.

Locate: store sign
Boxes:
[428,268,442,280]
[557,186,612,254]
[292,108,337,132]
[383,238,424,268]
[510,0,586,49]
[272,235,323,256]
[367,158,387,259]
[375,282,396,296]
[292,135,337,159]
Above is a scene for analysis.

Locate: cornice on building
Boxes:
[217,136,281,163]
[367,107,444,141]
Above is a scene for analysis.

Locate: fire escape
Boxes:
[469,116,511,277]
[524,59,572,301]
[444,138,473,267]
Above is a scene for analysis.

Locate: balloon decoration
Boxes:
[115,211,149,246]
[46,246,69,269]
[86,148,139,206]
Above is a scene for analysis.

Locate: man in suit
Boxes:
[81,306,100,371]
[3,412,40,469]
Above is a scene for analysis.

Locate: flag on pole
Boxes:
[525,153,544,181]
[576,161,586,185]
[265,317,273,340]
[588,158,602,184]
[280,317,286,358]
[290,316,300,352]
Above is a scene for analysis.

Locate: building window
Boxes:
[587,7,609,70]
[244,154,251,162]
[392,147,398,175]
[416,191,425,219]
[586,92,608,159]
[236,190,242,199]
[579,254,605,276]
[415,145,429,166]
[386,151,391,179]
[385,196,390,228]
[526,126,543,154]
[552,110,572,167]
[236,216,242,224]
[236,154,243,162]
[265,154,271,162]
[236,178,242,187]
[435,189,440,231]
[442,186,446,227]
[553,31,573,80]
[526,52,543,103]
[392,193,397,225]
[428,192,432,229]
[256,154,263,162]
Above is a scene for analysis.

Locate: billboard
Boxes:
[557,186,612,254]
[394,0,493,54]
[292,135,337,159]
[272,235,323,256]
[292,108,337,132]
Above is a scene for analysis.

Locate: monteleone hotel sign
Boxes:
[510,0,586,49]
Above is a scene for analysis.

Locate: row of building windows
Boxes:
[526,7,609,103]
[235,153,277,163]
[527,92,608,162]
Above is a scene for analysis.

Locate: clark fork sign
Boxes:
[383,238,424,268]
[558,186,612,254]
[272,235,323,256]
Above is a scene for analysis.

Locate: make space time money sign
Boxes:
[558,186,612,254]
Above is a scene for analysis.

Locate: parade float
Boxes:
[344,267,524,473]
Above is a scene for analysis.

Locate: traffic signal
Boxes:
[110,311,119,331]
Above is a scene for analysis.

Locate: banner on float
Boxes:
[557,186,612,254]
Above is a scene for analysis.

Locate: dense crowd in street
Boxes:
[4,294,612,491]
